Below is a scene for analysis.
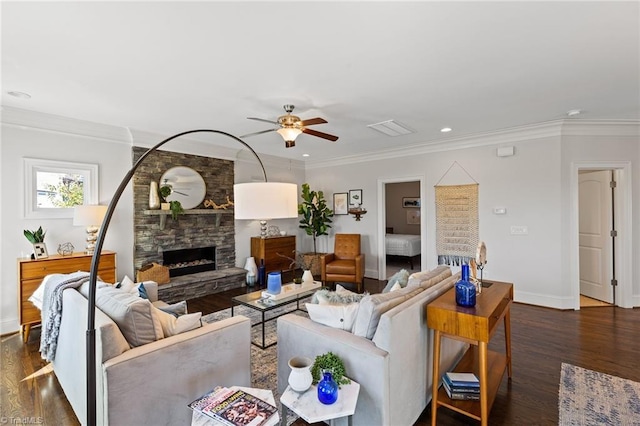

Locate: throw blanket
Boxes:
[40,271,91,361]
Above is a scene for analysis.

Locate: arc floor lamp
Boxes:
[84,129,297,425]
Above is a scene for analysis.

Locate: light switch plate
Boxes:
[510,225,528,235]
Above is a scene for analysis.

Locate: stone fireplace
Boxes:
[132,147,245,303]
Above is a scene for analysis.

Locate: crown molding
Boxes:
[0,106,131,144]
[305,119,640,169]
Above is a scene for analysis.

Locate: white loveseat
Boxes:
[277,266,467,426]
[48,279,251,425]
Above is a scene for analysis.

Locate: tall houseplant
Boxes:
[298,183,333,255]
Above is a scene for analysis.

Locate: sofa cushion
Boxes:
[305,303,359,332]
[407,265,452,289]
[352,285,423,339]
[153,307,202,337]
[382,269,410,293]
[95,286,163,347]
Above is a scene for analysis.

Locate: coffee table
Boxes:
[231,281,321,349]
[279,380,360,426]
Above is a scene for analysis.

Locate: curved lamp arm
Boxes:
[85,130,266,426]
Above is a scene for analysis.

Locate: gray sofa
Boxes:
[277,266,467,426]
[51,280,251,426]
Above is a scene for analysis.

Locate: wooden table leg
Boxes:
[504,308,512,378]
[22,324,31,343]
[431,329,441,426]
[479,341,488,426]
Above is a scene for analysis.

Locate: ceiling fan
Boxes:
[242,104,339,148]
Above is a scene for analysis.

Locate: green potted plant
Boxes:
[311,351,350,386]
[24,226,46,244]
[159,185,184,220]
[298,183,333,274]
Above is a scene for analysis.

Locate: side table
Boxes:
[191,386,280,426]
[427,280,513,426]
[280,380,360,426]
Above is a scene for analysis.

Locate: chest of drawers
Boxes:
[17,251,116,342]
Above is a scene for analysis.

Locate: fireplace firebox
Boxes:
[162,247,216,277]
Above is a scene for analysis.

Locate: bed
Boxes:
[385,233,421,269]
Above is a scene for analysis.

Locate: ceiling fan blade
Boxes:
[240,128,278,138]
[302,128,339,142]
[299,117,328,126]
[247,117,279,125]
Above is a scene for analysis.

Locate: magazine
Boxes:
[189,387,278,426]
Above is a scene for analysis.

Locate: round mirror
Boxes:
[159,166,206,210]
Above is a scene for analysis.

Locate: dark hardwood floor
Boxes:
[2,275,639,426]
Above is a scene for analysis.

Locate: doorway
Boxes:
[570,161,632,309]
[377,176,424,280]
[578,170,614,306]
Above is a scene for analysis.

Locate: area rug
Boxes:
[559,363,640,425]
[201,301,310,425]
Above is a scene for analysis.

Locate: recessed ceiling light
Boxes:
[302,154,310,157]
[440,127,452,133]
[567,109,582,117]
[7,91,31,99]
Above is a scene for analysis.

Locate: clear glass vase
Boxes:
[317,371,338,405]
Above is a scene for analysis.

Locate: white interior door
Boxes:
[578,170,613,303]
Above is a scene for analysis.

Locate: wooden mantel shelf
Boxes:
[143,209,234,230]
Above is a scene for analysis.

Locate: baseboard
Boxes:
[0,318,20,337]
[515,290,575,310]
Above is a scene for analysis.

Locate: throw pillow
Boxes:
[95,286,163,347]
[118,275,136,293]
[382,269,410,293]
[153,307,202,337]
[158,300,188,318]
[311,285,368,305]
[305,303,359,331]
[389,281,402,292]
[137,283,149,299]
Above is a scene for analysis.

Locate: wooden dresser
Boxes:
[17,250,116,343]
[250,236,296,274]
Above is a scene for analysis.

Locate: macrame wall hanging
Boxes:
[434,162,479,266]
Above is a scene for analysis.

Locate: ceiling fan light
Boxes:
[277,127,302,144]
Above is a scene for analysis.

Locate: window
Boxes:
[24,158,98,218]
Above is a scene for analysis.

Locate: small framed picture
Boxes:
[348,189,363,207]
[333,193,348,215]
[407,209,421,225]
[402,197,421,208]
[33,243,49,259]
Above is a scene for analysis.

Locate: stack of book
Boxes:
[188,386,278,426]
[442,372,480,401]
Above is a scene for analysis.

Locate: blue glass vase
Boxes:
[455,264,476,307]
[267,271,282,295]
[257,259,266,288]
[317,371,338,405]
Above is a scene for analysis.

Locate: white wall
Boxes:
[305,121,639,309]
[0,111,304,334]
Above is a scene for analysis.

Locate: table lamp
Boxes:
[73,205,107,254]
[234,182,298,237]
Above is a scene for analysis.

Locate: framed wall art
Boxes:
[407,209,420,225]
[402,197,420,208]
[333,192,348,215]
[348,189,363,207]
[33,242,49,259]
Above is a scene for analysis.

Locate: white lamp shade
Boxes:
[73,205,107,226]
[233,182,298,220]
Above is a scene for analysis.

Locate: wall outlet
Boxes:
[510,225,528,235]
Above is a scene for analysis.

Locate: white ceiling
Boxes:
[2,1,639,162]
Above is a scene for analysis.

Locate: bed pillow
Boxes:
[382,269,410,293]
[305,303,359,332]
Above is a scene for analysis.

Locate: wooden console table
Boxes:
[427,280,513,426]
